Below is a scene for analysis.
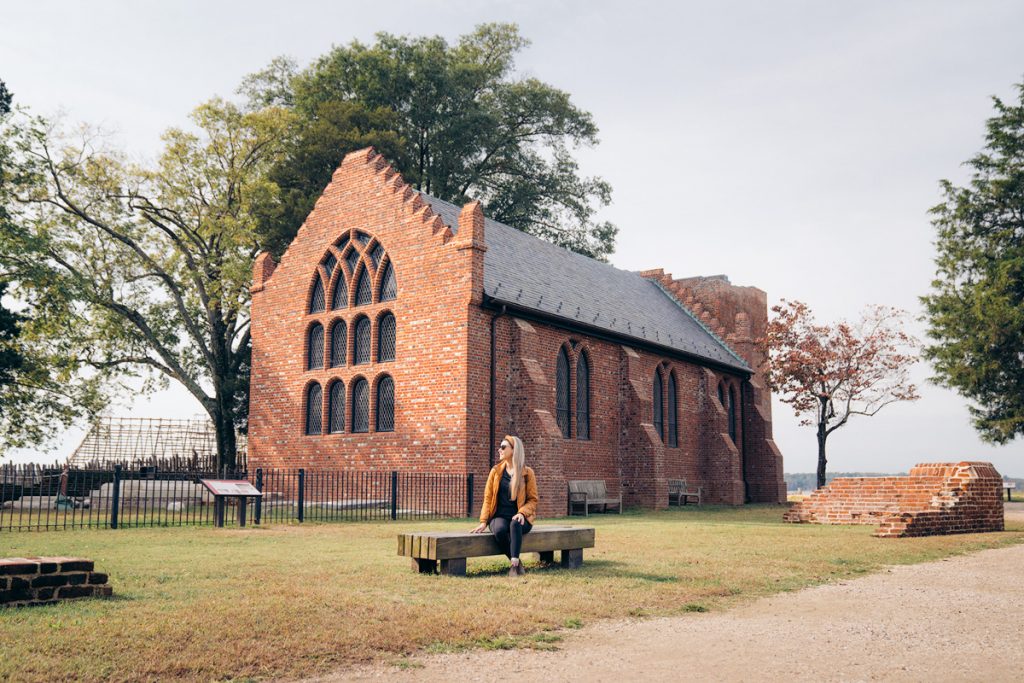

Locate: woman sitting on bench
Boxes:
[471,435,539,577]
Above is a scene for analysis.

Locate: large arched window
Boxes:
[331,274,348,310]
[329,320,347,367]
[379,261,397,301]
[378,313,396,362]
[328,380,345,434]
[307,323,324,370]
[352,378,369,433]
[355,268,372,306]
[309,276,325,314]
[305,383,323,435]
[728,385,737,443]
[353,316,371,365]
[376,375,395,432]
[576,353,590,440]
[667,371,678,447]
[555,347,571,438]
[653,369,664,440]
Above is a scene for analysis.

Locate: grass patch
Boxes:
[1,505,1021,681]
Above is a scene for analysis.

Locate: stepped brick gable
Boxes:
[248,148,785,514]
[784,462,1005,537]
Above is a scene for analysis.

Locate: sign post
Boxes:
[200,479,263,528]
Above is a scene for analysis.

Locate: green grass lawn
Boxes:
[2,505,1023,681]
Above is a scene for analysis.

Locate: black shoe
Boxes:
[515,562,526,576]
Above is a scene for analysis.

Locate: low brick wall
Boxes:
[0,557,112,607]
[784,462,1005,538]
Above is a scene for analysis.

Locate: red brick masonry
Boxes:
[0,556,112,607]
[783,462,1005,538]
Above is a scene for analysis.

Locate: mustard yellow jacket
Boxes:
[479,462,539,524]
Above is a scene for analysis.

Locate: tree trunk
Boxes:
[816,407,828,489]
[213,405,238,473]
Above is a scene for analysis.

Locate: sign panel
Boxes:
[200,479,262,497]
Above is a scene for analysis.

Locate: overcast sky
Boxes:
[3,0,1023,476]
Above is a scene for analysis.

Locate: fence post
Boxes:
[390,471,398,521]
[254,468,263,525]
[297,468,305,523]
[466,473,474,519]
[110,464,122,529]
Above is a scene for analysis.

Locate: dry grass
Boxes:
[2,505,1022,681]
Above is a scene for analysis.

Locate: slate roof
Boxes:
[420,194,750,373]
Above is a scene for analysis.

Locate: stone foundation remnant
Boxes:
[784,462,1005,538]
[0,556,112,607]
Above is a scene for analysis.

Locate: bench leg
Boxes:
[411,558,437,574]
[538,551,555,563]
[439,558,467,577]
[560,548,584,569]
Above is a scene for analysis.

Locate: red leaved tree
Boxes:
[760,301,920,488]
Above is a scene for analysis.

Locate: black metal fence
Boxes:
[0,462,473,533]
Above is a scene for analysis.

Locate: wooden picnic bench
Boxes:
[567,480,622,516]
[397,525,596,576]
[668,479,702,506]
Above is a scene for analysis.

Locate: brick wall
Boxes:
[248,148,786,515]
[0,557,111,607]
[784,462,1005,537]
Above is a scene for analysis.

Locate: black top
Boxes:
[495,470,518,519]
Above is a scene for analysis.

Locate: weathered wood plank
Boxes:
[397,526,596,560]
[439,558,467,576]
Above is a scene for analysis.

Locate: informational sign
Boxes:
[200,480,262,497]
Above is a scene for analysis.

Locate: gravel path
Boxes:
[318,505,1024,683]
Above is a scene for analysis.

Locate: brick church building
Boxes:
[248,148,785,515]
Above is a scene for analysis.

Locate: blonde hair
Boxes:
[504,434,526,499]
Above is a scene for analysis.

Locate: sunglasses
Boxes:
[499,443,510,450]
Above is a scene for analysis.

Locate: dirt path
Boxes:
[319,506,1024,682]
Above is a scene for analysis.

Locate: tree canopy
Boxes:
[245,23,617,260]
[760,300,919,488]
[922,80,1024,444]
[0,99,293,463]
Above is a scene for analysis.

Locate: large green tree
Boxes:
[922,80,1024,444]
[0,99,293,465]
[247,23,617,260]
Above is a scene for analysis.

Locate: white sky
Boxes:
[2,0,1023,476]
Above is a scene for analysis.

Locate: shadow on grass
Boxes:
[463,557,677,582]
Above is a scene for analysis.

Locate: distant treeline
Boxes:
[786,472,1024,492]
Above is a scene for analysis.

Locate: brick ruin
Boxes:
[784,462,1005,538]
[0,556,112,607]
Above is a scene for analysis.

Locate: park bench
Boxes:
[567,480,622,516]
[397,525,595,576]
[668,479,702,506]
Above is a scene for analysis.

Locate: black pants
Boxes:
[489,516,532,559]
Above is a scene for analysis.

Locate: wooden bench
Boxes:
[568,480,622,516]
[668,479,702,506]
[397,525,595,576]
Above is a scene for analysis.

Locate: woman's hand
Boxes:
[512,513,525,524]
[470,522,488,533]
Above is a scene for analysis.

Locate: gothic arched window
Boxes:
[376,375,395,432]
[667,371,678,447]
[379,261,397,302]
[555,347,571,438]
[653,369,664,440]
[305,383,322,435]
[329,320,347,368]
[307,323,324,370]
[728,385,737,443]
[309,276,325,314]
[331,274,348,310]
[378,313,396,362]
[328,380,345,434]
[353,316,371,365]
[355,268,372,306]
[576,353,590,440]
[352,378,369,433]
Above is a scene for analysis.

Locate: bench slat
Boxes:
[399,526,595,560]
